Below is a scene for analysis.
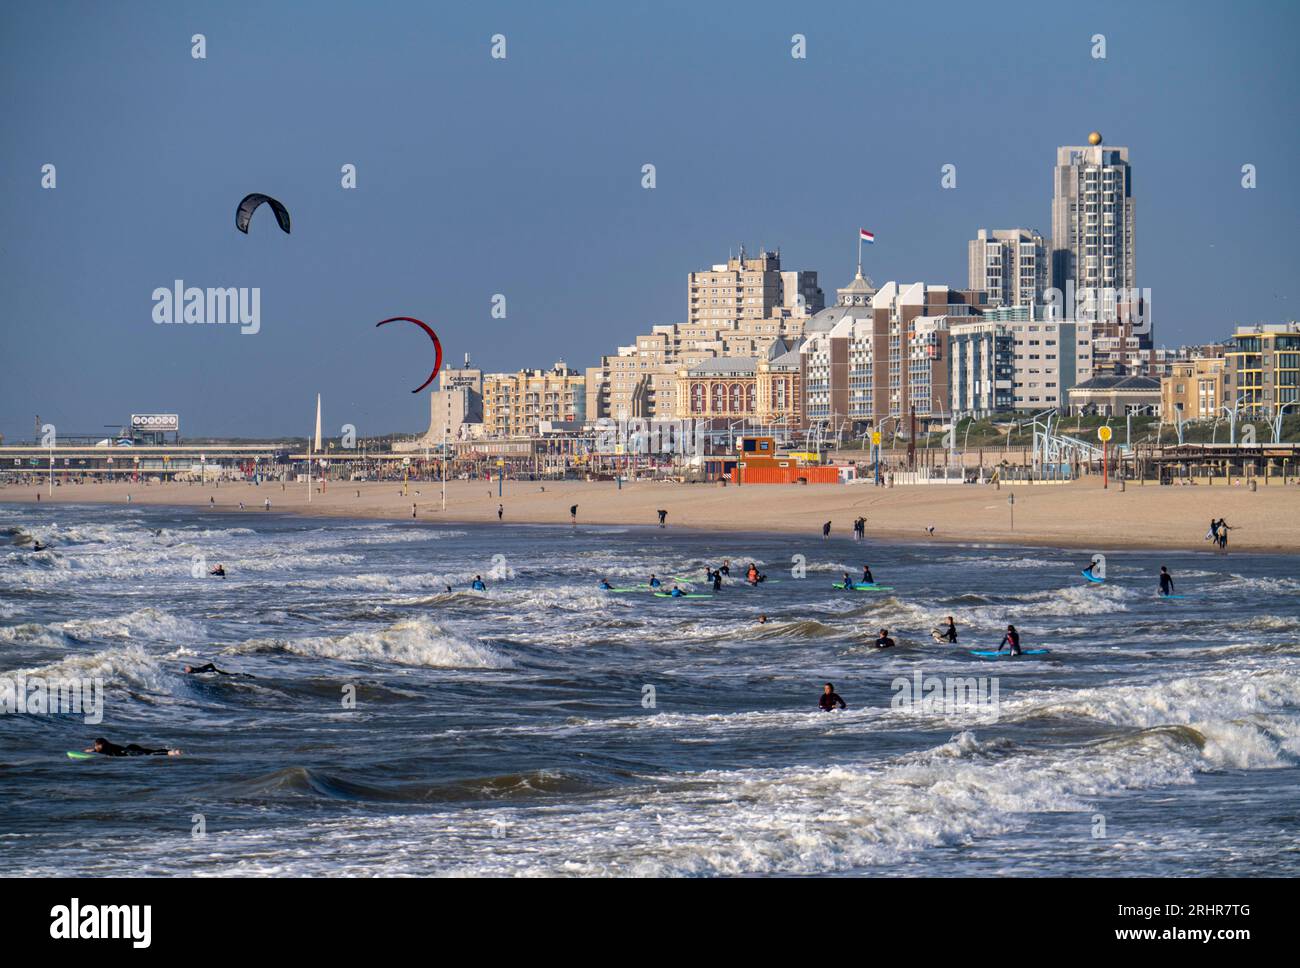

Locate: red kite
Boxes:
[375,317,443,393]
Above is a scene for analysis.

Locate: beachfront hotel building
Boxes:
[975,305,1091,411]
[797,273,984,432]
[587,248,821,422]
[673,339,804,425]
[949,320,1016,416]
[968,229,1051,308]
[481,362,587,438]
[1051,136,1136,310]
[1222,322,1300,417]
[687,246,823,326]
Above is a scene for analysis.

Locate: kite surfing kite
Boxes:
[375,317,443,393]
[236,193,291,234]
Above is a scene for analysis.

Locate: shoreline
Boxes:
[5,478,1300,555]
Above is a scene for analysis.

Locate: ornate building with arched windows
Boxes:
[674,339,804,425]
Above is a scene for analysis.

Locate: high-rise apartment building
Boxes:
[588,249,821,422]
[1050,136,1136,321]
[980,305,1088,411]
[687,247,823,326]
[968,229,1050,308]
[798,274,984,431]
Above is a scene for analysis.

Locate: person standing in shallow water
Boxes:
[819,683,846,711]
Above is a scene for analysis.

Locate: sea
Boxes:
[2,503,1298,876]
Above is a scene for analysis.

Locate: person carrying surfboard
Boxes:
[934,616,958,643]
[1158,566,1175,597]
[84,738,182,757]
[997,625,1022,656]
[819,683,846,711]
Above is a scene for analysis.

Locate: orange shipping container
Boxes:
[731,465,839,485]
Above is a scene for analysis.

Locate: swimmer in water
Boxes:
[471,575,487,591]
[874,628,896,649]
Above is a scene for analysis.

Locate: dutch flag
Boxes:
[860,229,875,244]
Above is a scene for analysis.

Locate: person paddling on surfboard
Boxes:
[183,662,253,678]
[648,574,662,588]
[997,624,1022,656]
[819,683,846,711]
[668,585,685,598]
[599,578,614,590]
[85,737,181,757]
[1158,566,1175,597]
[841,572,855,591]
[874,628,896,649]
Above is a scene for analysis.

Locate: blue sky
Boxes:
[2,0,1297,439]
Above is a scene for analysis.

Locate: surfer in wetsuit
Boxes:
[998,624,1022,655]
[822,521,831,540]
[720,560,731,577]
[861,564,874,585]
[668,585,685,598]
[874,628,896,649]
[1158,566,1175,596]
[657,509,667,528]
[841,571,856,590]
[746,563,762,585]
[935,616,958,643]
[85,737,181,757]
[471,575,487,591]
[711,570,722,592]
[648,574,662,588]
[184,663,254,678]
[819,683,846,711]
[31,541,46,551]
[209,564,226,577]
[570,504,578,523]
[599,578,614,590]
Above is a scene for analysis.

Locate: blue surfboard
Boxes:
[1081,570,1105,583]
[969,649,1050,658]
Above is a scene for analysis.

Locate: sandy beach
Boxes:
[7,477,1300,553]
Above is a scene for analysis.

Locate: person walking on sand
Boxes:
[1216,519,1234,552]
[264,498,271,511]
[657,509,667,528]
[570,504,578,524]
[822,521,831,540]
[412,503,417,519]
[497,503,504,521]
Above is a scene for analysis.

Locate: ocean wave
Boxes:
[224,617,512,670]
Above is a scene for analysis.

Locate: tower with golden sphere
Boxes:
[1050,133,1136,319]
